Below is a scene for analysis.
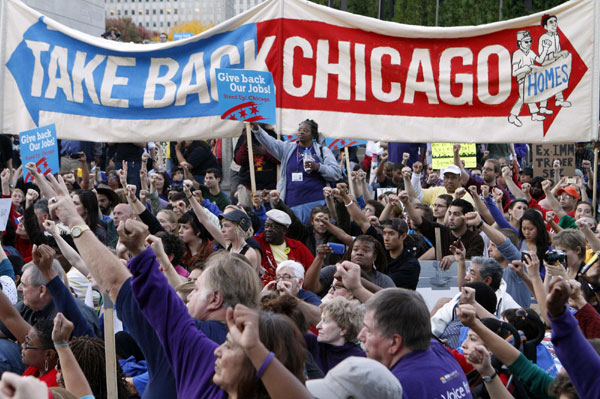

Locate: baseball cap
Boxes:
[266,209,292,227]
[519,167,533,177]
[516,30,531,41]
[219,210,251,232]
[556,185,580,201]
[442,165,461,176]
[306,357,403,399]
[381,218,408,235]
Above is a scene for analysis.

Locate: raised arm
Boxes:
[467,186,495,226]
[0,289,29,343]
[399,190,422,227]
[303,245,331,294]
[146,235,186,289]
[45,174,131,303]
[453,144,470,187]
[576,219,600,252]
[541,179,566,219]
[44,220,89,277]
[333,189,370,234]
[522,254,549,325]
[185,186,226,248]
[52,313,94,399]
[501,166,525,199]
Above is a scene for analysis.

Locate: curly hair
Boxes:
[69,336,130,399]
[320,297,364,342]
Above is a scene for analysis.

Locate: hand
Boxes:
[63,173,75,185]
[126,185,137,202]
[269,190,281,204]
[323,186,333,198]
[456,304,477,328]
[191,189,204,204]
[440,254,456,271]
[42,220,60,237]
[467,185,478,197]
[260,280,277,296]
[480,185,490,198]
[542,39,552,48]
[521,252,540,279]
[25,189,39,204]
[545,263,569,280]
[541,179,553,192]
[449,240,466,262]
[387,194,399,207]
[568,280,587,310]
[402,152,410,162]
[545,211,555,224]
[78,152,87,163]
[380,152,388,163]
[226,305,261,352]
[553,159,561,169]
[141,152,150,162]
[483,150,490,159]
[466,345,495,376]
[0,372,49,399]
[453,144,461,155]
[116,219,149,257]
[412,161,423,174]
[139,168,147,180]
[139,190,149,203]
[183,179,194,190]
[350,171,358,181]
[368,215,380,227]
[252,192,261,209]
[276,280,294,296]
[118,163,128,188]
[31,244,57,280]
[581,160,592,170]
[575,218,592,231]
[146,234,167,260]
[464,211,482,228]
[459,286,475,305]
[521,182,531,195]
[401,167,411,180]
[46,174,86,228]
[357,170,367,182]
[52,312,74,345]
[508,260,527,279]
[546,277,571,318]
[23,163,39,177]
[454,187,466,199]
[492,187,503,202]
[426,172,438,185]
[501,166,512,178]
[398,190,409,204]
[316,244,333,259]
[336,261,362,292]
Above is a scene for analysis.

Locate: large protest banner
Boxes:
[0,0,598,143]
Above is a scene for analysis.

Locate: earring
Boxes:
[44,359,49,373]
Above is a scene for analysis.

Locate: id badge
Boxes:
[292,172,303,182]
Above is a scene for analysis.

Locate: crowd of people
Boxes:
[0,125,598,399]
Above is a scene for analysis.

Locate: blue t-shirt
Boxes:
[298,289,322,307]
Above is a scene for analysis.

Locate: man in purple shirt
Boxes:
[358,288,472,399]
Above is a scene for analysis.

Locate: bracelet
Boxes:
[54,342,69,347]
[477,220,484,229]
[256,352,275,378]
[344,200,354,208]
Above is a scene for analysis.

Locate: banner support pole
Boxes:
[593,145,598,218]
[344,147,355,198]
[0,0,8,130]
[245,123,257,195]
[103,294,118,399]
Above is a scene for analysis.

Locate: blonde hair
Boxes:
[176,281,196,304]
[203,251,261,308]
[320,297,364,342]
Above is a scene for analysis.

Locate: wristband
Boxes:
[256,352,275,378]
[54,342,69,347]
[477,220,484,229]
[481,370,497,383]
[344,200,354,208]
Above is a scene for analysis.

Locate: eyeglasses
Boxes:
[23,335,51,351]
[275,274,297,282]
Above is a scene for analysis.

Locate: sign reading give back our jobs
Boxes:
[19,124,59,183]
[215,69,276,124]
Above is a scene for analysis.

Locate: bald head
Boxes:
[113,203,134,226]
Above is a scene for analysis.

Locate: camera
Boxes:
[544,250,567,265]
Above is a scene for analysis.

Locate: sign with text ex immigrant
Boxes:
[19,124,59,183]
[216,69,276,125]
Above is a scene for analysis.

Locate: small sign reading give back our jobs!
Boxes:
[19,123,59,183]
[216,69,276,125]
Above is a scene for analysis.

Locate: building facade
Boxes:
[23,0,106,36]
[105,0,263,31]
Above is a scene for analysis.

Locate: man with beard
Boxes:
[95,185,119,217]
[401,192,484,270]
[453,145,511,209]
[253,209,314,285]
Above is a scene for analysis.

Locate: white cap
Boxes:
[442,164,461,176]
[306,357,403,399]
[266,209,292,227]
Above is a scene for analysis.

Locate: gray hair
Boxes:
[22,260,66,287]
[471,257,503,291]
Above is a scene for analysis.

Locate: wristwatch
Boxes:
[481,371,497,383]
[70,224,90,238]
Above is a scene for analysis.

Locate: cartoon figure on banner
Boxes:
[508,30,552,127]
[538,14,571,111]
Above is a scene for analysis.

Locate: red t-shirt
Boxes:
[22,366,59,387]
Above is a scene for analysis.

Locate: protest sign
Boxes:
[324,138,368,151]
[532,143,575,179]
[0,198,12,232]
[0,0,598,143]
[19,124,59,183]
[216,69,276,125]
[173,32,193,41]
[431,143,476,170]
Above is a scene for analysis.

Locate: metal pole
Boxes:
[378,0,384,20]
[435,0,439,26]
[499,0,503,21]
[341,0,347,11]
[328,0,334,8]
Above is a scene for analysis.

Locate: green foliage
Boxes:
[308,0,569,26]
[105,18,157,43]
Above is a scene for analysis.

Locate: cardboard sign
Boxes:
[173,32,193,41]
[532,143,575,179]
[216,69,276,125]
[0,198,12,232]
[431,143,476,170]
[19,124,59,183]
[417,260,466,311]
